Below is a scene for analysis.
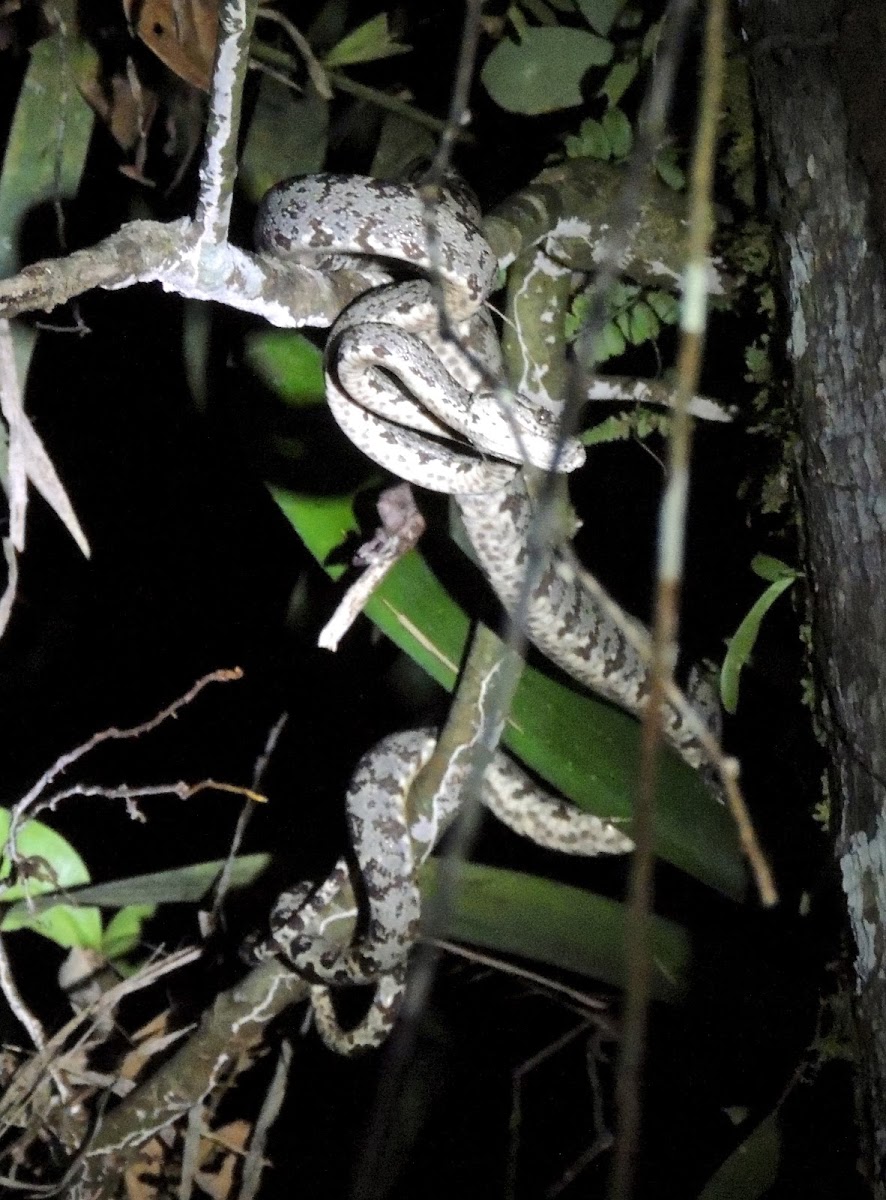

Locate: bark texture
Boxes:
[743,0,886,1188]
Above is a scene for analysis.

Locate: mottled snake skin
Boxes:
[251,173,714,1051]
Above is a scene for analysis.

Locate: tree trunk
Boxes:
[743,0,886,1188]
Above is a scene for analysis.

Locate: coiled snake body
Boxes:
[252,174,714,1051]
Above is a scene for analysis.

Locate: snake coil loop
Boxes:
[252,173,716,1052]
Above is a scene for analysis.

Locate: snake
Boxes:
[251,173,717,1052]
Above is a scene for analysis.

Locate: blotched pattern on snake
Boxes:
[250,173,717,1051]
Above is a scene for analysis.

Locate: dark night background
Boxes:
[0,4,865,1196]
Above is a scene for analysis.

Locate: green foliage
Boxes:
[720,556,802,715]
[322,14,411,68]
[245,330,326,407]
[0,807,102,950]
[598,58,638,106]
[581,406,671,445]
[426,860,690,1000]
[267,484,746,900]
[97,905,156,960]
[574,0,628,37]
[655,144,687,190]
[566,281,679,366]
[239,76,329,202]
[565,107,633,160]
[481,27,613,114]
[720,43,759,209]
[697,1109,781,1200]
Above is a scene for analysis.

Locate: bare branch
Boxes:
[8,668,245,854]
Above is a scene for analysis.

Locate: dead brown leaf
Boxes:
[126,0,218,92]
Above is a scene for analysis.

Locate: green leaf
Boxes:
[581,413,633,446]
[0,33,94,383]
[2,903,103,951]
[641,19,662,60]
[1,855,271,919]
[601,105,633,159]
[424,860,689,1001]
[564,118,611,161]
[592,320,627,362]
[647,289,680,324]
[720,573,798,715]
[627,300,660,344]
[0,807,103,949]
[608,280,639,307]
[481,28,613,115]
[270,487,746,900]
[0,807,91,900]
[655,145,686,191]
[598,58,638,107]
[751,554,800,584]
[697,1109,781,1199]
[101,905,156,960]
[323,14,411,68]
[0,34,94,279]
[574,0,627,37]
[371,112,435,179]
[245,330,326,407]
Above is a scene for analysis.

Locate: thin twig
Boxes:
[209,712,289,927]
[7,668,244,857]
[237,1038,292,1200]
[428,938,609,1013]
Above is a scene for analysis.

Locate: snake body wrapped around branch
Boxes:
[251,173,718,1051]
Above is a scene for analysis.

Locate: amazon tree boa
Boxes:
[247,171,722,1052]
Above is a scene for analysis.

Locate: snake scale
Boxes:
[250,173,716,1052]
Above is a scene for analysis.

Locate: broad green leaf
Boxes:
[697,1109,781,1199]
[481,28,613,115]
[423,860,689,1001]
[270,487,746,900]
[239,75,329,203]
[245,330,326,407]
[0,806,102,949]
[323,14,411,68]
[575,0,627,37]
[101,905,156,960]
[601,105,633,159]
[720,573,798,715]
